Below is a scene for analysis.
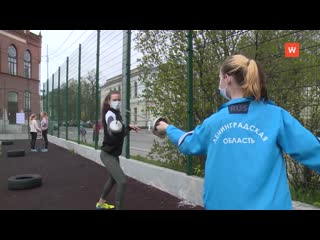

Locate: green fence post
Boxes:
[66,57,69,141]
[95,30,100,149]
[77,44,81,144]
[122,30,131,158]
[186,30,194,175]
[51,74,54,135]
[58,67,60,138]
[46,79,49,117]
[42,83,46,113]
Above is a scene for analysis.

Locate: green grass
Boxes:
[290,186,320,207]
[79,141,95,148]
[131,155,186,173]
[69,139,95,148]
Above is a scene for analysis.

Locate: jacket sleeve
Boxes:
[277,109,320,174]
[41,118,48,130]
[166,122,209,156]
[123,125,133,137]
[106,115,125,144]
[33,120,41,132]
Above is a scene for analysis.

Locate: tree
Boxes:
[135,30,247,169]
[135,30,320,188]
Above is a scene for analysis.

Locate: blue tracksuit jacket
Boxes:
[166,97,320,210]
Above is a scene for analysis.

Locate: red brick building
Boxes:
[0,30,42,124]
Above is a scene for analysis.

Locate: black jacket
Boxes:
[101,108,131,156]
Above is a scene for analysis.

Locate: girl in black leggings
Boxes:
[40,112,49,152]
[29,113,41,152]
[96,90,139,210]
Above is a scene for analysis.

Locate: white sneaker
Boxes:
[41,149,48,152]
[31,149,37,152]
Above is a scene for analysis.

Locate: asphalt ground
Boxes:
[0,140,203,210]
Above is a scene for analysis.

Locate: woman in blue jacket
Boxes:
[156,54,320,210]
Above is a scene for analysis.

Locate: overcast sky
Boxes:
[31,30,95,88]
[30,30,141,90]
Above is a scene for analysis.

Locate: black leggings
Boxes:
[30,132,37,149]
[100,151,127,210]
[42,129,48,148]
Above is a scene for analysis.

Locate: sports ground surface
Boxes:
[0,140,203,210]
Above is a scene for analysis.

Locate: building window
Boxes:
[134,108,137,123]
[8,45,17,75]
[134,81,138,98]
[24,50,31,78]
[8,92,18,102]
[24,91,31,111]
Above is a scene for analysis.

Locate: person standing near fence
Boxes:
[29,113,41,152]
[80,125,87,143]
[96,90,140,210]
[40,112,49,152]
[155,54,320,210]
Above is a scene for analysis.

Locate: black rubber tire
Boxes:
[7,149,25,157]
[2,141,13,145]
[8,174,42,190]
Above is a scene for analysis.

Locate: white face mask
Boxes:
[218,76,231,101]
[110,100,121,110]
[219,86,231,100]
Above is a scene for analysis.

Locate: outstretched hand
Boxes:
[129,124,141,132]
[156,121,169,132]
